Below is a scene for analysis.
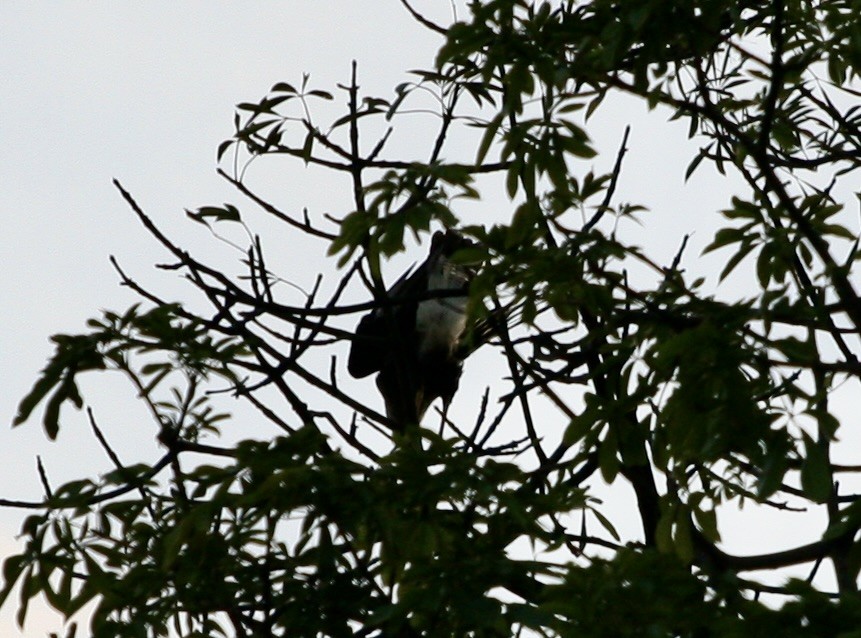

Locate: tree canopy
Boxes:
[4,1,861,636]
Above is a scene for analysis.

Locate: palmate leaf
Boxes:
[14,303,238,441]
[14,333,106,439]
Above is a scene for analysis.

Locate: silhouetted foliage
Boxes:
[5,1,861,636]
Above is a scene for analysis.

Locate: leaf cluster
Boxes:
[6,1,861,635]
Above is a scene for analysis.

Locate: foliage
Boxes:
[5,0,861,635]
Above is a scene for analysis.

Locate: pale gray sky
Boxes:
[1,3,855,636]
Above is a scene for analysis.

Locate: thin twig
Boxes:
[583,125,631,232]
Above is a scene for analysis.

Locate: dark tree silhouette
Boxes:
[4,1,861,636]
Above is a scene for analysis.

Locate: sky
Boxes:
[1,3,856,636]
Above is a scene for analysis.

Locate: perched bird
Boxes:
[348,230,477,429]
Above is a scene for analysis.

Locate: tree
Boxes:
[4,0,861,635]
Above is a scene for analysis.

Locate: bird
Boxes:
[348,230,478,429]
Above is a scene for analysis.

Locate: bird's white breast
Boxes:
[416,266,468,356]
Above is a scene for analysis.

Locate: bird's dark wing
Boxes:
[347,263,424,379]
[347,312,385,378]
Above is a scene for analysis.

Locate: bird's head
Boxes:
[427,229,481,289]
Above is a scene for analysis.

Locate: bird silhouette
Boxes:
[348,230,478,429]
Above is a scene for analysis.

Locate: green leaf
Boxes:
[301,130,315,164]
[476,113,504,166]
[236,118,279,139]
[598,428,619,483]
[386,83,411,120]
[42,385,65,440]
[703,227,748,254]
[0,555,27,612]
[271,81,297,94]
[506,202,539,247]
[684,148,708,181]
[186,205,241,224]
[774,336,814,362]
[14,368,62,427]
[564,411,596,445]
[821,223,856,240]
[590,507,621,542]
[216,139,234,162]
[655,507,674,555]
[718,241,755,281]
[505,159,521,199]
[800,435,832,503]
[307,89,334,100]
[693,507,720,543]
[756,242,774,287]
[757,449,789,499]
[16,566,34,628]
[675,514,694,564]
[722,197,762,220]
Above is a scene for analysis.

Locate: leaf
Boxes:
[757,450,789,499]
[216,139,234,162]
[236,99,287,115]
[774,336,814,362]
[271,81,297,94]
[186,205,241,224]
[0,555,27,612]
[506,202,538,247]
[331,108,381,130]
[505,159,521,199]
[684,148,708,181]
[702,227,747,254]
[386,83,412,120]
[363,97,390,111]
[822,223,856,240]
[590,507,621,542]
[42,382,70,440]
[15,367,62,427]
[16,566,34,628]
[675,514,694,564]
[476,113,504,166]
[655,506,674,554]
[800,435,832,503]
[585,89,606,120]
[755,242,774,288]
[564,411,596,445]
[236,102,262,113]
[693,507,720,543]
[718,241,755,281]
[236,118,279,139]
[722,198,762,220]
[598,428,619,483]
[301,129,315,164]
[808,409,840,439]
[307,89,334,100]
[140,361,171,376]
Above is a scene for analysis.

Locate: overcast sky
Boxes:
[1,3,855,636]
